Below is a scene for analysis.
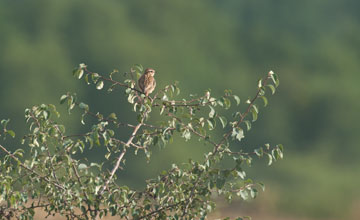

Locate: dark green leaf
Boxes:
[216,177,226,189]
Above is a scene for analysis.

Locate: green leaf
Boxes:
[48,104,60,117]
[84,74,90,85]
[58,125,65,133]
[175,87,180,95]
[96,81,104,90]
[81,113,86,125]
[109,69,118,79]
[108,113,117,120]
[6,130,15,138]
[91,73,100,83]
[257,182,266,191]
[233,95,240,105]
[250,106,258,122]
[160,105,165,115]
[223,97,231,109]
[239,190,249,200]
[267,153,273,166]
[207,118,216,130]
[1,119,10,129]
[244,120,251,131]
[217,98,224,107]
[79,102,89,111]
[252,104,258,113]
[43,110,49,120]
[209,106,216,118]
[236,170,246,179]
[78,163,87,170]
[254,147,263,157]
[81,205,87,214]
[216,177,226,189]
[137,114,143,123]
[266,84,276,94]
[78,69,84,79]
[72,68,80,77]
[257,78,263,88]
[250,188,258,198]
[162,94,169,101]
[176,123,181,132]
[218,116,227,128]
[133,64,144,73]
[125,88,132,94]
[60,95,67,104]
[278,143,284,152]
[14,149,24,157]
[260,96,268,107]
[93,132,100,146]
[270,71,280,87]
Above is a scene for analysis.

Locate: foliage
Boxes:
[0,64,282,219]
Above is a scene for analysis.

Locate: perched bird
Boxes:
[138,68,156,96]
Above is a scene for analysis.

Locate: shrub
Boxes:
[0,64,282,220]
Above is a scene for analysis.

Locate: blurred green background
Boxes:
[1,0,360,219]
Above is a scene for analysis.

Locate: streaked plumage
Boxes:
[138,68,156,96]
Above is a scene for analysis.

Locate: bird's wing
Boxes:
[138,74,145,92]
[144,76,155,92]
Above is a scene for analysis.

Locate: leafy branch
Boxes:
[0,64,283,220]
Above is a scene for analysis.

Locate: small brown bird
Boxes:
[138,68,156,96]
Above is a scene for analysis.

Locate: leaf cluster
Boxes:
[0,64,283,220]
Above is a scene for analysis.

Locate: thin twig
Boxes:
[0,144,67,191]
[99,123,143,195]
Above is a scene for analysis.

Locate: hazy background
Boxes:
[1,1,360,219]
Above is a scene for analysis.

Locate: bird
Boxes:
[138,68,156,96]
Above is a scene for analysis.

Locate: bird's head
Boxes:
[144,68,156,77]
